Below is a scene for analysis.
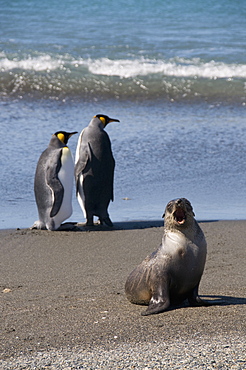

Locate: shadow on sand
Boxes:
[57,220,164,231]
[200,295,246,306]
[57,219,219,232]
[153,295,246,315]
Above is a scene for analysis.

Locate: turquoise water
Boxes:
[0,0,246,228]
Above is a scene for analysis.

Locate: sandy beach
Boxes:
[0,220,245,369]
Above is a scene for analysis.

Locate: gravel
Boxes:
[1,334,245,370]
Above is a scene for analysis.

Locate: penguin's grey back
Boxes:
[75,116,115,222]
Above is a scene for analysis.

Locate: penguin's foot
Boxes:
[99,217,113,227]
[85,219,94,226]
[30,221,46,230]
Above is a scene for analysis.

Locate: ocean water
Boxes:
[0,0,246,229]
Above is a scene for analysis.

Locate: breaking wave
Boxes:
[83,57,246,79]
[0,53,245,103]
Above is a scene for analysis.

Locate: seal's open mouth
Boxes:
[174,208,186,224]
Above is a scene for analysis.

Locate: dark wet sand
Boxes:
[0,220,245,365]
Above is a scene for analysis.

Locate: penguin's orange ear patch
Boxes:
[57,133,65,143]
[99,116,106,126]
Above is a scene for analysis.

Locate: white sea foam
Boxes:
[1,55,246,80]
[79,58,246,79]
[0,55,62,72]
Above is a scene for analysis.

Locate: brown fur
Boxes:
[125,198,209,315]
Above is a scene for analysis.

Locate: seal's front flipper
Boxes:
[141,298,170,316]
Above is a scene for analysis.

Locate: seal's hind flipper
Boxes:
[188,284,212,307]
[188,296,213,307]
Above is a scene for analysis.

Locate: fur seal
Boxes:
[125,198,210,315]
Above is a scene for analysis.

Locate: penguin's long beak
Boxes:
[68,131,78,138]
[108,118,120,123]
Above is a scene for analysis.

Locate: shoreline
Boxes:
[1,217,246,233]
[1,220,245,368]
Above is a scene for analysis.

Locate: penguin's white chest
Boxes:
[53,147,74,228]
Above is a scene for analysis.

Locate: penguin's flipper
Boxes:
[75,143,92,193]
[46,150,64,217]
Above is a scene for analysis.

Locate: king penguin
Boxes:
[32,131,77,231]
[75,114,120,226]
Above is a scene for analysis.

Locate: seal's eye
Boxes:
[185,200,194,214]
[166,201,174,213]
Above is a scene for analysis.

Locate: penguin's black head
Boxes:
[54,131,78,144]
[94,114,120,128]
